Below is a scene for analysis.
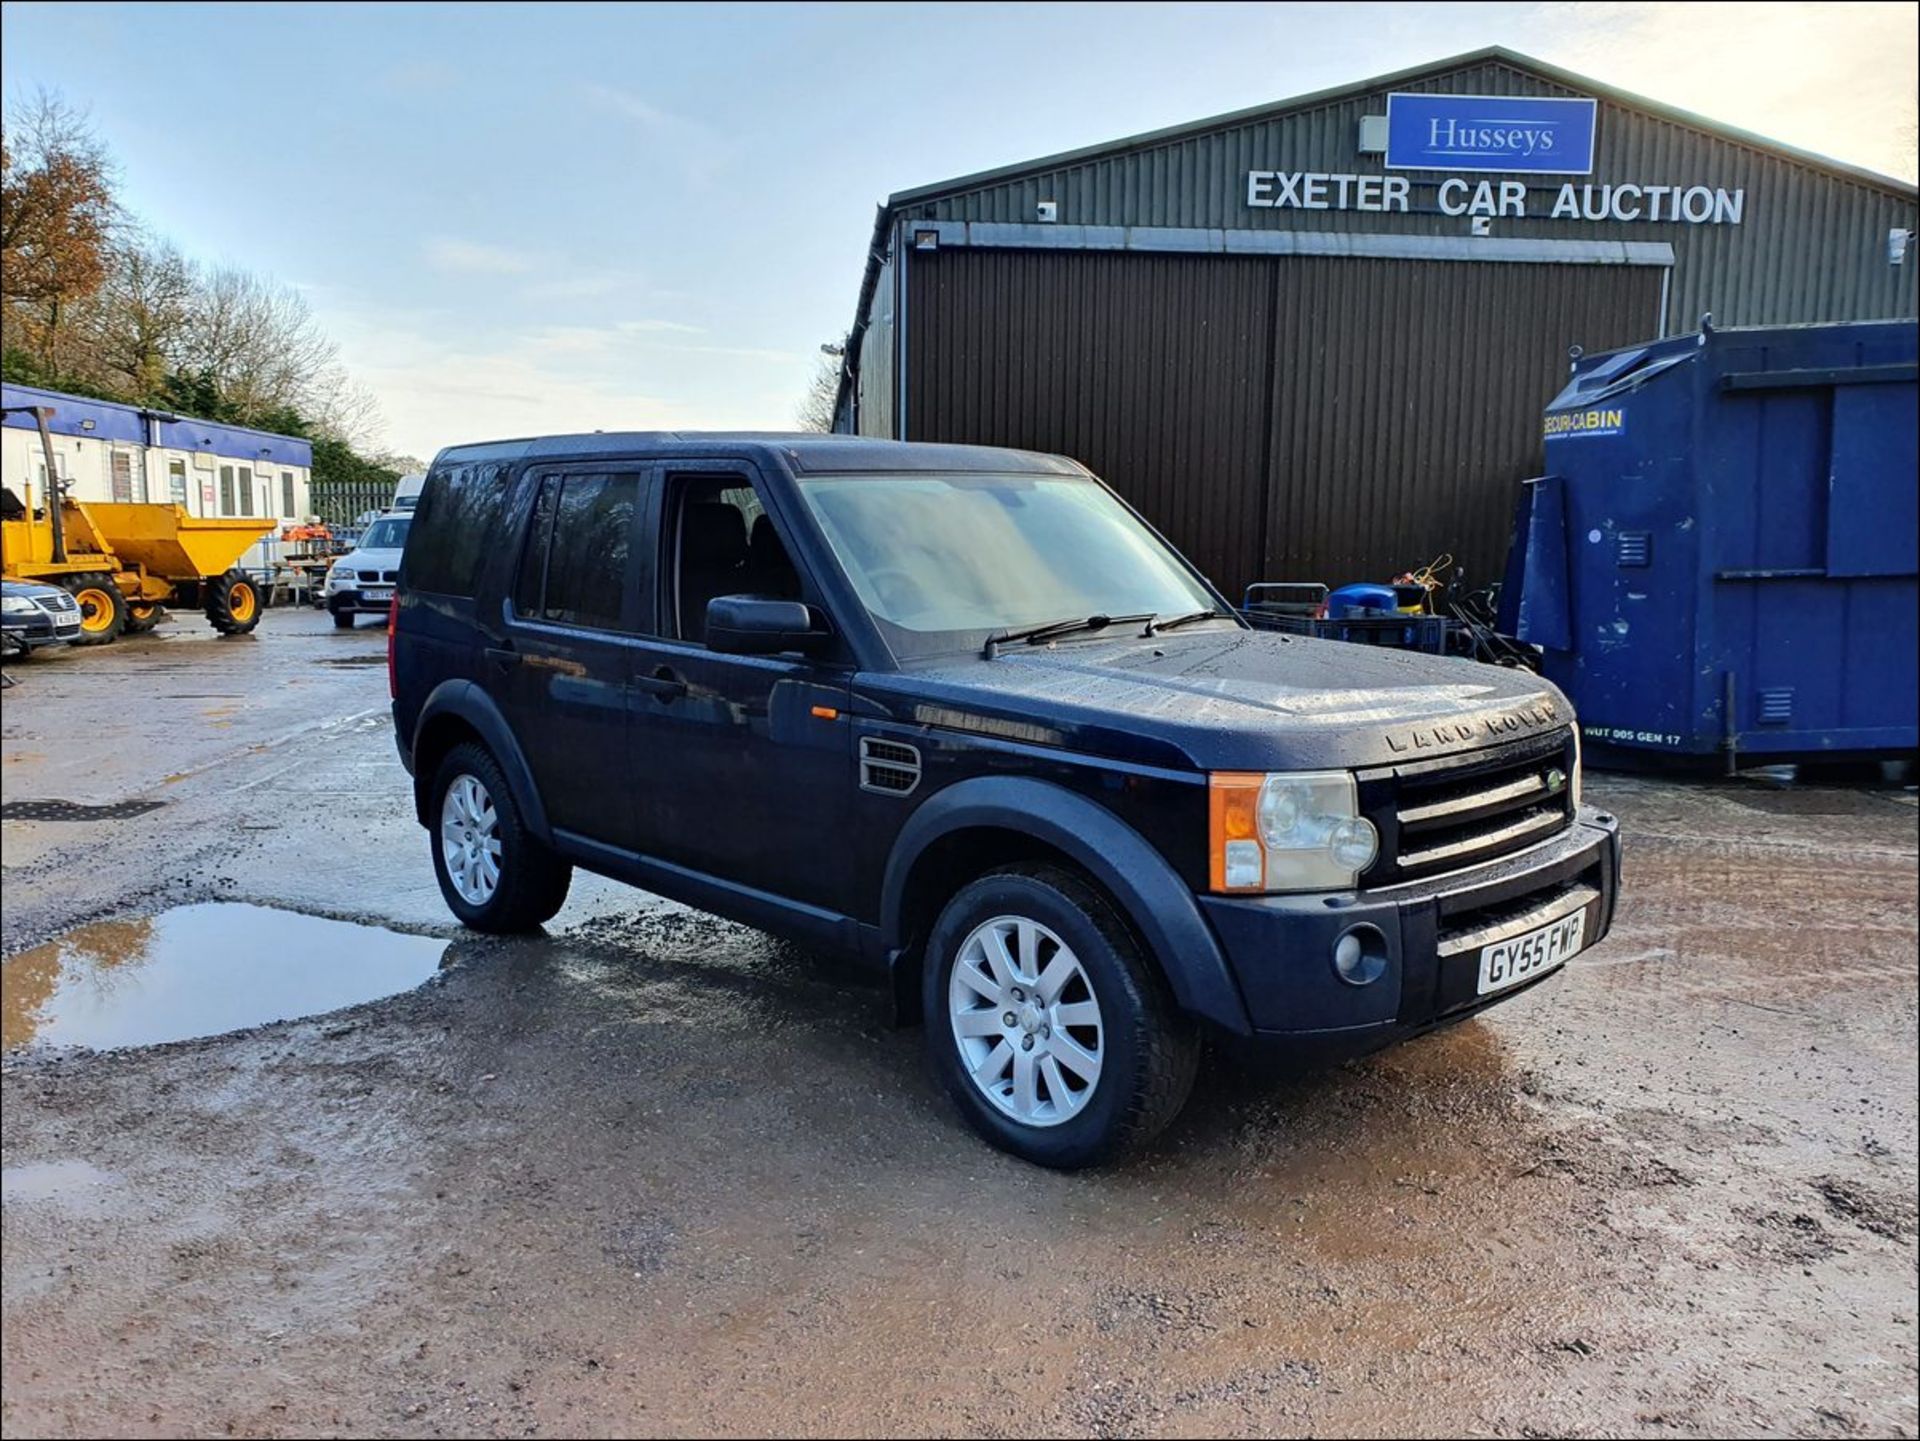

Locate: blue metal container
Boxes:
[1506,319,1918,770]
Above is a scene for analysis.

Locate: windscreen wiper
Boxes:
[983,612,1157,658]
[1145,608,1234,635]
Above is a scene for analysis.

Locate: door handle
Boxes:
[484,646,520,678]
[633,664,687,702]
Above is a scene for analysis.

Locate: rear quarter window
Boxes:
[403,461,512,597]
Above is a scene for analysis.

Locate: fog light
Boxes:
[1332,925,1388,986]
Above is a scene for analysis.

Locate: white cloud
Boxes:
[581,82,735,185]
[423,237,535,275]
[522,269,648,302]
[618,318,703,335]
[520,319,706,357]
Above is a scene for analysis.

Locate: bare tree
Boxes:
[369,450,430,476]
[795,345,844,432]
[75,233,196,398]
[0,89,120,369]
[177,264,339,422]
[302,365,387,451]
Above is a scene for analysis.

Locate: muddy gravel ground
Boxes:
[3,610,1917,1439]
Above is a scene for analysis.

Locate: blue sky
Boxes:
[3,1,1914,457]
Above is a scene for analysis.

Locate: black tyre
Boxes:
[428,742,571,933]
[204,569,262,635]
[332,609,356,629]
[123,603,162,635]
[61,573,125,646]
[923,864,1199,1169]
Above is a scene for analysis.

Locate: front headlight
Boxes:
[2,594,38,615]
[328,563,355,585]
[1209,770,1380,893]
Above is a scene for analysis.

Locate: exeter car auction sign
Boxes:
[1245,91,1746,226]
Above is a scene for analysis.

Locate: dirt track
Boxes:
[3,610,1916,1438]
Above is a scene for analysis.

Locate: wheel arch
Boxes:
[882,776,1252,1035]
[409,680,552,844]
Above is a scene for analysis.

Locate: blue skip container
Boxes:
[1504,319,1918,771]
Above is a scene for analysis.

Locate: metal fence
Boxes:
[307,478,394,528]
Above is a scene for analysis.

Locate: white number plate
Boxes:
[1477,909,1586,996]
[362,587,392,603]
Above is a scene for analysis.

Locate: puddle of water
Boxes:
[1,1158,115,1204]
[1,903,450,1052]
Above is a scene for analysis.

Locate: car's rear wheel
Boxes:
[924,864,1198,1169]
[428,742,571,933]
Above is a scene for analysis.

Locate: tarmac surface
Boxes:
[3,607,1916,1438]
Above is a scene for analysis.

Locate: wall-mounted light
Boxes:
[79,419,95,431]
[913,229,940,252]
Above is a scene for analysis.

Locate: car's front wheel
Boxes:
[428,742,571,932]
[924,864,1199,1169]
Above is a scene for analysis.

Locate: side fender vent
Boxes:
[860,736,922,795]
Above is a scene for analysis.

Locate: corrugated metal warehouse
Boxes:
[833,47,1920,600]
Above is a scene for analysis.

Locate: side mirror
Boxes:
[705,595,832,656]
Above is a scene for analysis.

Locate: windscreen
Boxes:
[361,517,411,550]
[797,473,1214,654]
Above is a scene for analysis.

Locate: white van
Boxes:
[392,473,426,512]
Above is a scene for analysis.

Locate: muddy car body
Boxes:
[391,434,1620,1166]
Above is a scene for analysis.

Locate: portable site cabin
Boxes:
[0,383,314,578]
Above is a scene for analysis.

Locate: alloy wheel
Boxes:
[440,774,502,905]
[948,914,1105,1127]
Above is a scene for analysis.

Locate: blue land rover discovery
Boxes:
[391,434,1619,1168]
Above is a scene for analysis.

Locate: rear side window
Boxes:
[513,477,559,617]
[404,461,511,597]
[513,472,638,631]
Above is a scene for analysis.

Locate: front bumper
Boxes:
[2,614,81,648]
[1200,806,1621,1061]
[328,587,395,616]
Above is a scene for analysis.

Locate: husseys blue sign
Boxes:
[1385,93,1596,174]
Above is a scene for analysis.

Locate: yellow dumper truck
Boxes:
[3,401,274,645]
[1,490,271,644]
